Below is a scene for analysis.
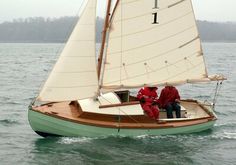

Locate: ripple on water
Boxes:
[211,132,236,140]
[0,119,20,126]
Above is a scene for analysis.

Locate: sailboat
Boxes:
[28,0,226,137]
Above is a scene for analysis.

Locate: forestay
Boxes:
[101,0,210,90]
[37,0,98,101]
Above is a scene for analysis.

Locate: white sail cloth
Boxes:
[36,0,226,102]
[37,0,98,101]
[101,0,210,89]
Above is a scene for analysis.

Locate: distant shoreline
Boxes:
[1,41,236,44]
[0,17,236,43]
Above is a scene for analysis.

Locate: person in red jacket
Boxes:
[158,86,181,118]
[137,87,159,120]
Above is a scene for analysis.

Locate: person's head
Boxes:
[148,87,157,91]
[166,85,174,89]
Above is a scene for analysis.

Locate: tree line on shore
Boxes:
[0,17,236,43]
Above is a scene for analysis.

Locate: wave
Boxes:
[211,132,236,140]
[214,109,236,116]
[0,119,19,126]
[215,122,236,128]
[58,137,100,144]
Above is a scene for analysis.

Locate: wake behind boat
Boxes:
[28,0,226,137]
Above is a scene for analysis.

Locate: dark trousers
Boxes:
[165,102,181,118]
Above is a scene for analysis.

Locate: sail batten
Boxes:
[109,10,193,39]
[107,26,197,55]
[168,0,186,8]
[101,0,208,90]
[37,0,98,102]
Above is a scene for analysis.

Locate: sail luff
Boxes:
[97,0,113,80]
[37,0,98,102]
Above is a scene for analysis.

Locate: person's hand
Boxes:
[175,99,180,103]
[140,97,146,104]
[152,101,158,105]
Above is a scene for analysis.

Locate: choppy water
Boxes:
[0,43,235,165]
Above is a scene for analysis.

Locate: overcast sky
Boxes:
[0,0,236,23]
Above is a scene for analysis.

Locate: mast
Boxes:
[97,0,113,80]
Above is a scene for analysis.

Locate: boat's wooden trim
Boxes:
[41,102,58,106]
[181,99,215,117]
[181,99,198,103]
[99,101,140,109]
[198,102,214,117]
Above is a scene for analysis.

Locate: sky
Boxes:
[0,0,236,23]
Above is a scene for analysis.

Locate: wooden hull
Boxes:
[28,104,216,137]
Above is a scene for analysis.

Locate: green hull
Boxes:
[28,109,216,137]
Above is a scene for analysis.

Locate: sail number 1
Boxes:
[152,0,159,24]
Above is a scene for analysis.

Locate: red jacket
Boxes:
[158,86,180,108]
[137,87,158,105]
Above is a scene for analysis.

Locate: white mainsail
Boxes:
[101,0,210,90]
[37,0,98,101]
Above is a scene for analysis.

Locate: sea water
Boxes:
[0,43,235,165]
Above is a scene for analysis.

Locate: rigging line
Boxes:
[213,81,223,109]
[146,63,155,72]
[212,82,219,109]
[110,11,193,39]
[99,95,145,128]
[207,83,219,102]
[106,48,200,71]
[105,57,203,85]
[144,63,150,79]
[216,81,223,101]
[108,25,196,55]
[165,61,170,76]
[184,57,190,73]
[154,61,205,85]
[123,63,129,79]
[186,58,195,66]
[166,58,183,69]
[105,51,200,83]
